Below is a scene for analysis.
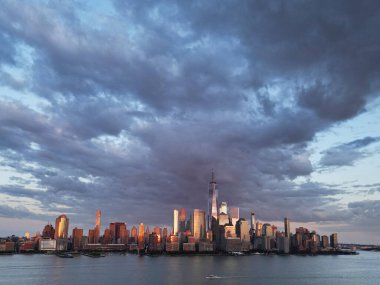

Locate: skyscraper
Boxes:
[284,217,290,239]
[42,223,55,239]
[179,208,186,232]
[207,171,218,240]
[219,202,228,214]
[131,226,138,241]
[250,209,255,235]
[94,209,101,243]
[54,214,69,240]
[330,233,338,248]
[138,223,145,250]
[110,222,126,244]
[229,207,239,226]
[72,227,83,250]
[193,209,206,240]
[173,208,179,235]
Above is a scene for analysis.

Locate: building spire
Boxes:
[211,169,215,183]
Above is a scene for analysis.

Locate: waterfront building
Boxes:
[94,209,101,243]
[166,235,179,252]
[103,228,112,244]
[72,227,83,250]
[330,233,338,248]
[229,207,239,226]
[179,208,186,232]
[110,222,126,244]
[277,236,290,254]
[284,217,290,239]
[39,239,56,251]
[207,171,218,241]
[183,243,196,252]
[54,215,69,240]
[193,209,206,241]
[321,235,329,248]
[198,240,214,252]
[88,229,95,244]
[148,232,161,252]
[173,208,179,235]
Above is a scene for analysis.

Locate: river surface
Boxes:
[0,251,379,285]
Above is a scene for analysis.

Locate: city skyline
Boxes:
[0,171,349,248]
[0,1,380,244]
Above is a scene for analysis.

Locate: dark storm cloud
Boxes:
[0,0,380,234]
[320,136,380,167]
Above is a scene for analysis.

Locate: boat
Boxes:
[82,252,105,258]
[229,251,244,256]
[206,275,222,279]
[55,252,74,258]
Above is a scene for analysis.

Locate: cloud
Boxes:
[320,136,380,167]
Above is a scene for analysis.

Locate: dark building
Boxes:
[42,224,55,239]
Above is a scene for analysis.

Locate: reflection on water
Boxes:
[0,251,379,285]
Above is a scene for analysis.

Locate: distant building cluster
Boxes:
[0,172,339,255]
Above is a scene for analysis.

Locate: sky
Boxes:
[0,0,380,244]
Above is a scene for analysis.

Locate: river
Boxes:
[0,251,379,285]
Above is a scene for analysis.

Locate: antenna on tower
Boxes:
[211,169,215,183]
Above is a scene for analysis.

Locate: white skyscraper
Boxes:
[173,208,179,235]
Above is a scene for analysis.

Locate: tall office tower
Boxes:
[88,229,95,243]
[131,226,138,241]
[138,223,145,250]
[321,235,329,248]
[72,227,83,250]
[110,222,126,244]
[94,209,101,242]
[119,224,128,244]
[54,214,69,240]
[207,171,218,241]
[138,223,145,238]
[179,208,186,232]
[103,228,112,244]
[193,209,206,240]
[330,233,338,248]
[284,217,290,239]
[153,226,162,236]
[262,223,273,237]
[236,219,250,242]
[219,202,228,214]
[250,209,255,234]
[256,222,262,237]
[173,209,179,235]
[42,223,55,239]
[163,227,168,238]
[229,207,239,226]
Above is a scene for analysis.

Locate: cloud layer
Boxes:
[0,0,380,242]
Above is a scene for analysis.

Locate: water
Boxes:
[0,251,379,285]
